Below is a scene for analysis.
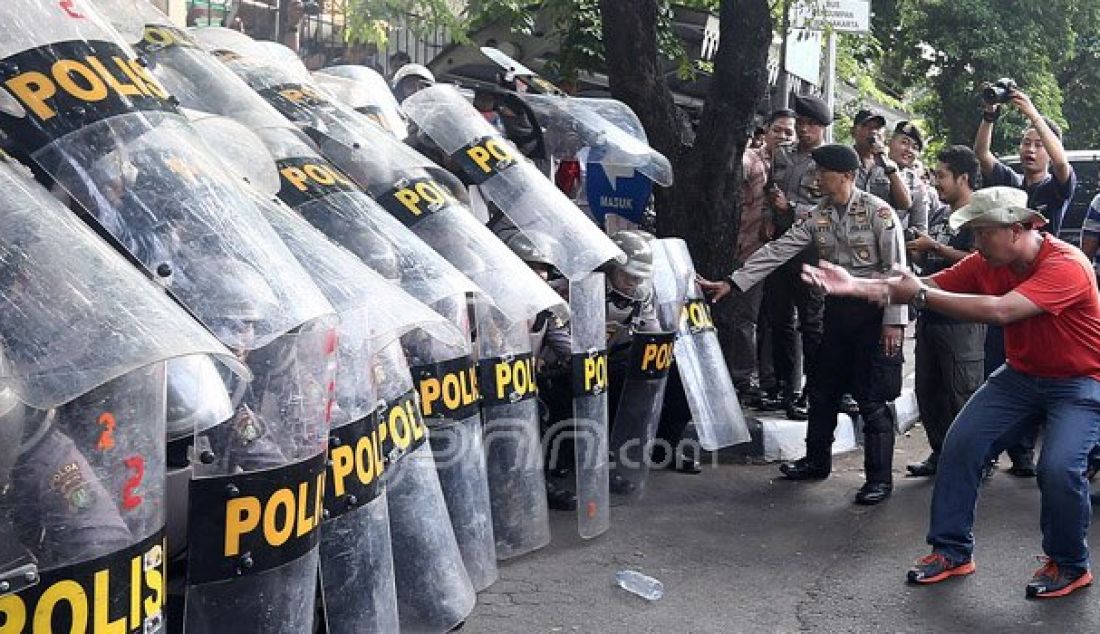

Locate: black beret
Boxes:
[811,144,860,172]
[893,120,924,150]
[792,94,832,127]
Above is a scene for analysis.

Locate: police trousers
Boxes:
[914,319,986,457]
[806,297,902,483]
[765,257,824,397]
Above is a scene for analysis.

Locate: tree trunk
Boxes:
[599,0,772,279]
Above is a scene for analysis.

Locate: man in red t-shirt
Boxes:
[800,186,1100,599]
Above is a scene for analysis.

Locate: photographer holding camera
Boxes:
[852,109,913,214]
[974,81,1077,478]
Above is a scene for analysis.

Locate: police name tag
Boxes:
[478,352,538,406]
[0,40,175,153]
[411,355,481,422]
[627,332,677,379]
[1,531,166,634]
[276,156,358,209]
[449,135,518,185]
[375,174,454,228]
[187,452,327,585]
[571,349,609,396]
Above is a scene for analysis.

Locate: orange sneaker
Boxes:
[1025,557,1093,599]
[906,552,976,585]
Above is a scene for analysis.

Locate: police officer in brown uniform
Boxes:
[700,144,907,504]
[759,94,831,419]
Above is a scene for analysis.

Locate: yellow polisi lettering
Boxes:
[583,355,608,392]
[386,402,413,450]
[52,59,107,104]
[641,342,673,372]
[685,301,714,330]
[418,365,479,417]
[33,580,87,634]
[493,357,537,400]
[83,56,142,98]
[4,71,57,120]
[0,593,27,633]
[280,165,310,192]
[329,443,355,497]
[466,138,514,174]
[224,497,262,557]
[93,570,125,634]
[262,488,295,548]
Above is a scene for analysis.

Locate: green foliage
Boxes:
[871,0,1099,154]
[346,0,702,80]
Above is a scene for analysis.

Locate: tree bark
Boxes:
[598,0,772,279]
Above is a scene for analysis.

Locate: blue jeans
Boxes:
[928,365,1100,570]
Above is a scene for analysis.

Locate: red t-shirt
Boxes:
[932,236,1100,380]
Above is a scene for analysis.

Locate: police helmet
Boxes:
[180,257,280,350]
[607,230,654,301]
[165,356,235,442]
[391,63,435,103]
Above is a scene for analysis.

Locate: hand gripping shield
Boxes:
[652,239,750,450]
[402,84,627,279]
[570,273,610,538]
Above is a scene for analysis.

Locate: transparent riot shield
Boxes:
[403,296,497,591]
[167,32,567,325]
[0,1,333,352]
[607,331,678,503]
[525,94,673,187]
[570,274,610,538]
[401,85,628,280]
[477,309,551,560]
[0,153,240,633]
[655,239,751,450]
[377,341,477,632]
[312,67,409,139]
[260,180,474,629]
[185,324,335,634]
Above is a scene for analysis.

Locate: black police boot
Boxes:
[545,478,577,511]
[758,382,788,411]
[779,457,830,480]
[786,392,809,421]
[859,408,895,504]
[906,453,938,477]
[839,393,860,417]
[854,481,893,505]
[1008,460,1037,478]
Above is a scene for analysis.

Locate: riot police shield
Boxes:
[404,297,498,591]
[0,155,241,632]
[607,331,678,502]
[256,125,487,312]
[570,274,610,539]
[260,198,470,633]
[477,309,551,560]
[0,3,334,353]
[376,340,477,632]
[653,239,751,450]
[174,33,566,325]
[185,323,336,634]
[401,84,628,280]
[313,67,409,139]
[525,94,673,187]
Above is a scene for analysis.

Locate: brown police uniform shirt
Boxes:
[730,189,908,326]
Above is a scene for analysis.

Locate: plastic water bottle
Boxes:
[615,570,664,601]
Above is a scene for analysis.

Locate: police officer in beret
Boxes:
[756,93,831,420]
[888,121,931,233]
[699,144,908,505]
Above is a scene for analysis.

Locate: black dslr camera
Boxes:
[981,78,1018,105]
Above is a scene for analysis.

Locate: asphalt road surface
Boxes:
[464,425,1100,633]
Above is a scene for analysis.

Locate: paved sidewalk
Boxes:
[465,426,1100,633]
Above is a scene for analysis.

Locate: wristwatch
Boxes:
[912,286,929,311]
